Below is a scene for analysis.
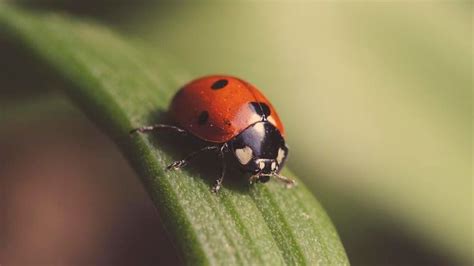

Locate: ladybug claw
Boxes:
[166,160,187,170]
[284,180,296,189]
[273,173,296,189]
[129,126,151,135]
[129,128,140,135]
[211,185,220,193]
[249,174,259,185]
[211,180,222,193]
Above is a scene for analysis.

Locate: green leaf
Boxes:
[0,4,348,265]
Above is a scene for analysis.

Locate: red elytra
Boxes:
[169,75,285,143]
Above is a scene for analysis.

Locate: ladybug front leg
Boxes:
[166,145,220,170]
[273,173,296,188]
[130,124,187,135]
[211,145,228,193]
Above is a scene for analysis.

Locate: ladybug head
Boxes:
[229,122,288,183]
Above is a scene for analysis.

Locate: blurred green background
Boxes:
[1,1,471,265]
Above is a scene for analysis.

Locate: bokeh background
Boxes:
[1,1,471,265]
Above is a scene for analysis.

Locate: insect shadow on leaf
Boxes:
[140,110,250,194]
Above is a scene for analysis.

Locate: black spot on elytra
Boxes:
[198,111,209,125]
[211,79,228,90]
[249,102,271,117]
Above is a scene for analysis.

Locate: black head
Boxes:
[228,121,288,183]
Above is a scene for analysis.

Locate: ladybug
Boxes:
[131,75,295,193]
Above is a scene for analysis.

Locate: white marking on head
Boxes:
[235,146,253,165]
[249,112,263,124]
[271,161,276,171]
[253,122,266,137]
[267,116,277,126]
[258,161,265,170]
[277,148,285,165]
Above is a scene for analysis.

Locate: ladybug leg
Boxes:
[211,145,227,193]
[166,145,219,170]
[130,124,186,135]
[273,173,296,188]
[249,174,259,185]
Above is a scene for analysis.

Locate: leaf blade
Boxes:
[0,4,348,265]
